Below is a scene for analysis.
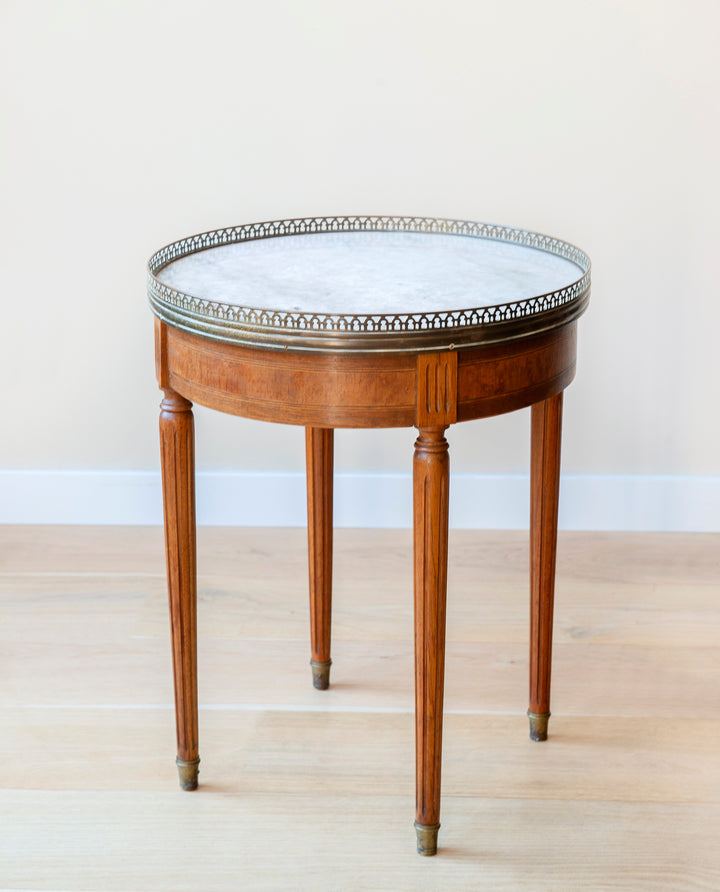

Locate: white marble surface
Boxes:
[157,231,583,315]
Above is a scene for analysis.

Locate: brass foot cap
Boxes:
[414,821,440,856]
[528,710,551,741]
[311,659,332,690]
[176,757,200,790]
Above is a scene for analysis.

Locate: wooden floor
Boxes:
[1,526,718,891]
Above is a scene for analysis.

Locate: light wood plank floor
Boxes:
[1,526,718,891]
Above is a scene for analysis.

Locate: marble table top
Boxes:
[148,216,590,352]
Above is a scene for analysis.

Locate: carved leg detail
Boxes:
[160,388,199,789]
[306,428,334,690]
[413,426,450,856]
[529,392,563,741]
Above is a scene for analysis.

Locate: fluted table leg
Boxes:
[529,392,563,741]
[159,388,199,789]
[413,426,450,856]
[306,427,334,690]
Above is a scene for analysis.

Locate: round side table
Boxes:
[148,215,591,855]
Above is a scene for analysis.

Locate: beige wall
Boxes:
[2,0,718,481]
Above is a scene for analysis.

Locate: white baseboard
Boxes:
[0,470,717,531]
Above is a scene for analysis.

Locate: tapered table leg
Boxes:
[160,388,199,789]
[413,426,450,856]
[529,392,563,741]
[306,427,334,690]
